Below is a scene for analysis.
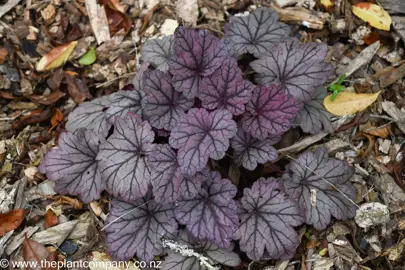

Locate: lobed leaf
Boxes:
[199,58,254,115]
[236,178,304,261]
[105,90,145,124]
[224,8,290,57]
[39,129,104,203]
[65,95,113,137]
[105,197,177,262]
[294,86,334,134]
[148,144,202,203]
[161,230,240,270]
[140,35,174,71]
[231,128,279,170]
[169,108,237,176]
[241,84,303,140]
[168,27,228,98]
[250,38,334,102]
[143,69,194,130]
[282,147,356,230]
[174,170,238,248]
[97,115,155,201]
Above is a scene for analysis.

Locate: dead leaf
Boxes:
[0,209,29,236]
[50,109,64,127]
[44,209,58,229]
[176,0,198,26]
[376,63,405,88]
[352,3,392,31]
[22,235,58,270]
[363,124,391,139]
[55,196,83,209]
[0,91,17,99]
[65,71,92,103]
[0,47,8,64]
[12,108,53,130]
[36,41,78,71]
[321,0,333,10]
[85,0,111,44]
[47,68,65,91]
[323,91,381,116]
[100,0,132,35]
[31,92,66,105]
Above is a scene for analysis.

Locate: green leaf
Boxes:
[331,91,339,101]
[337,74,346,84]
[78,47,96,65]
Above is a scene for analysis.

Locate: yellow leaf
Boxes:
[352,3,391,31]
[36,41,78,71]
[321,0,333,10]
[323,91,381,116]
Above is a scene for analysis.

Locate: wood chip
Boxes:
[31,214,91,245]
[85,0,111,45]
[5,226,40,255]
[0,0,21,19]
[333,41,380,84]
[272,5,329,29]
[381,101,405,134]
[278,132,328,154]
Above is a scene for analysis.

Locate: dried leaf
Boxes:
[65,71,92,104]
[0,47,8,64]
[44,209,58,229]
[31,91,66,105]
[100,0,132,35]
[352,3,392,31]
[12,108,53,130]
[22,236,58,270]
[323,92,381,116]
[0,209,28,236]
[50,109,64,127]
[36,41,78,71]
[321,0,333,10]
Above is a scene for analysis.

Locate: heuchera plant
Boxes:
[39,7,357,267]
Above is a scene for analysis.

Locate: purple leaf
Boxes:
[39,129,104,203]
[282,147,356,230]
[169,108,237,176]
[168,27,228,98]
[294,86,333,134]
[224,8,290,57]
[161,230,241,270]
[65,95,113,137]
[148,144,202,203]
[97,115,155,201]
[105,197,177,262]
[140,35,174,71]
[241,84,303,140]
[250,38,335,102]
[236,178,304,261]
[132,62,150,92]
[231,128,279,170]
[143,69,194,130]
[199,58,254,115]
[174,169,238,248]
[105,90,145,124]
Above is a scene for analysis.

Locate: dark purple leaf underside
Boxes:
[294,86,334,134]
[148,144,202,203]
[105,90,145,124]
[105,197,177,262]
[39,129,103,203]
[65,95,113,137]
[199,58,253,115]
[282,147,356,230]
[169,27,228,98]
[143,69,194,130]
[140,35,174,71]
[169,108,237,176]
[250,38,334,102]
[231,128,279,170]
[174,170,238,248]
[97,115,155,201]
[236,178,304,261]
[241,84,303,140]
[224,7,290,57]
